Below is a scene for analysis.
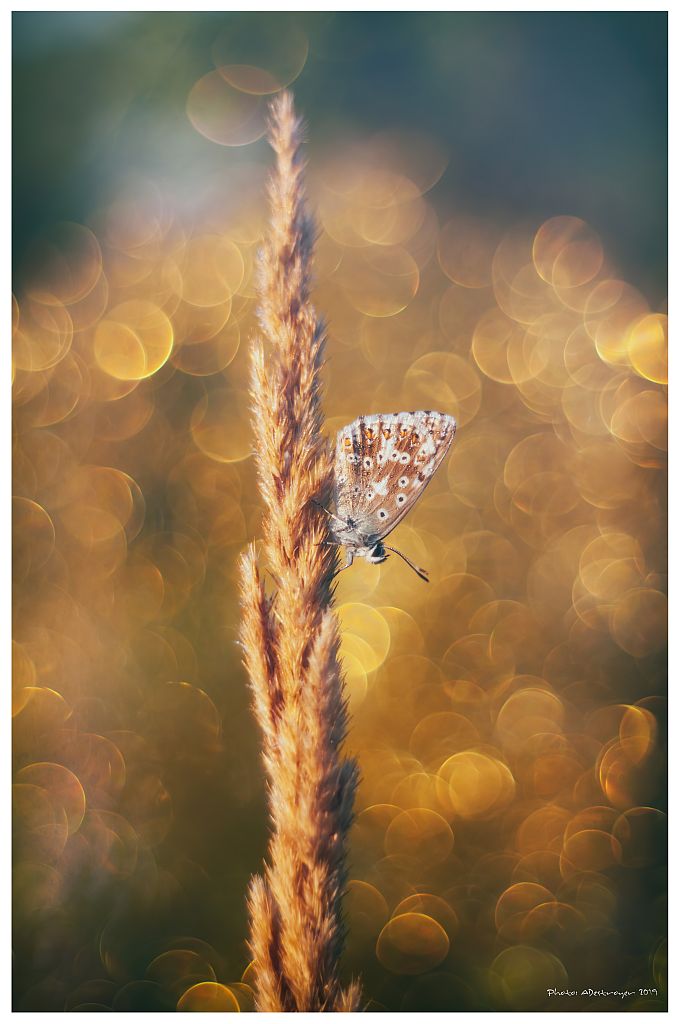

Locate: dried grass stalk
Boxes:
[239,91,360,1013]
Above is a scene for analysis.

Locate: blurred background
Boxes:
[13,12,667,1012]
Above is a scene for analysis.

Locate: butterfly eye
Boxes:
[376,453,385,464]
[389,451,400,461]
[398,476,408,487]
[366,491,374,501]
[396,494,407,505]
[399,452,410,464]
[363,456,373,468]
[378,510,388,520]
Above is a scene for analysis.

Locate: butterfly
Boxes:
[316,411,456,582]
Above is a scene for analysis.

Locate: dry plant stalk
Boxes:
[239,91,361,1013]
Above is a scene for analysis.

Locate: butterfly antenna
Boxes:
[310,498,347,530]
[384,545,430,583]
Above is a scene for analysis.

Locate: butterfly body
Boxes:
[329,411,456,580]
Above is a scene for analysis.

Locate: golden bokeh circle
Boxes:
[438,214,499,288]
[171,236,244,308]
[190,387,252,463]
[337,603,391,674]
[212,19,308,94]
[94,301,173,380]
[438,750,515,819]
[338,246,419,317]
[384,808,454,865]
[611,588,666,658]
[533,216,603,288]
[186,72,266,146]
[405,351,481,426]
[177,982,240,1012]
[393,893,459,940]
[376,913,450,974]
[15,762,86,834]
[488,945,568,1009]
[627,313,667,384]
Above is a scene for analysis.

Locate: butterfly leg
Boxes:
[331,550,354,578]
[310,499,348,531]
[319,549,353,589]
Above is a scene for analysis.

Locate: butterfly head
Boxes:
[330,516,386,563]
[354,540,388,565]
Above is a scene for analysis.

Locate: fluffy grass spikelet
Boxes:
[239,91,360,1013]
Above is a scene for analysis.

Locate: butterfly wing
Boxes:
[333,411,456,546]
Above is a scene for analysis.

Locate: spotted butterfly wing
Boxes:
[333,411,456,546]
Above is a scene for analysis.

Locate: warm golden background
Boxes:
[13,12,667,1012]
